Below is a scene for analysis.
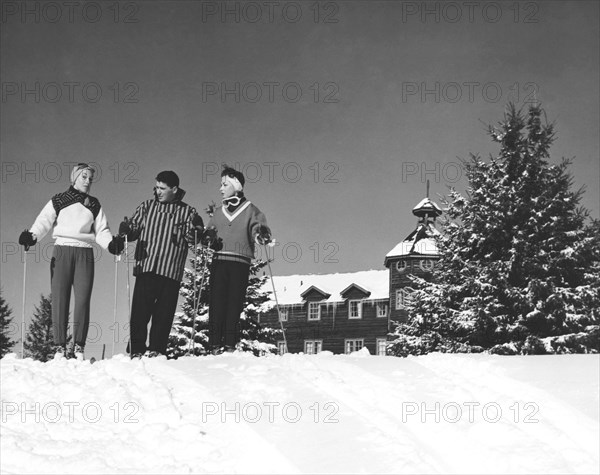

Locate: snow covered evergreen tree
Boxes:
[238,260,281,356]
[0,291,16,357]
[167,245,212,358]
[23,294,68,362]
[167,248,280,358]
[389,104,600,356]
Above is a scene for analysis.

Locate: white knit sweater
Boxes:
[30,192,112,249]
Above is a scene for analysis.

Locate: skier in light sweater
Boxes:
[19,163,123,359]
[206,166,272,354]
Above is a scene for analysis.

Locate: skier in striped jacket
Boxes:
[120,171,201,358]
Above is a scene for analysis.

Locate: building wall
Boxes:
[388,256,438,323]
[259,257,439,355]
[261,297,391,354]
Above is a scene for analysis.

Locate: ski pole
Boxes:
[125,235,132,355]
[189,231,199,355]
[194,247,211,350]
[189,244,211,355]
[112,250,121,358]
[20,246,29,359]
[263,242,287,352]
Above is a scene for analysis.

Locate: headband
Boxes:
[223,174,243,192]
[71,163,94,184]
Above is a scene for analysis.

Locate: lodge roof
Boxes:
[260,269,389,309]
[384,222,441,264]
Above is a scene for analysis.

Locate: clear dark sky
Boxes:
[1,0,598,356]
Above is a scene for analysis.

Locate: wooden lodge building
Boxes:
[259,196,443,355]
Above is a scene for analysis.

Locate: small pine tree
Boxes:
[238,260,281,356]
[167,245,213,358]
[23,294,70,362]
[389,103,600,356]
[0,290,17,358]
[168,248,281,358]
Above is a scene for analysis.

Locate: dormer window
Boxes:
[396,260,408,272]
[349,300,363,319]
[308,302,322,321]
[419,259,434,271]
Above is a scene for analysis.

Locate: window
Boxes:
[279,307,288,322]
[345,339,364,354]
[395,288,414,310]
[396,260,408,272]
[349,300,363,319]
[277,341,287,355]
[308,302,322,321]
[304,340,323,354]
[377,303,388,318]
[376,338,388,356]
[419,259,434,271]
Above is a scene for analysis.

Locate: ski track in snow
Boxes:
[1,355,221,474]
[187,353,438,474]
[412,355,599,474]
[274,353,445,473]
[1,353,598,474]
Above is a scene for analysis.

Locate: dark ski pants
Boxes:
[50,245,95,346]
[130,272,180,355]
[209,259,250,349]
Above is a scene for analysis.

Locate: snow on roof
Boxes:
[385,237,440,258]
[261,269,389,307]
[385,220,442,260]
[412,197,443,215]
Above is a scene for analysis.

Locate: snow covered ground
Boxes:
[1,351,598,474]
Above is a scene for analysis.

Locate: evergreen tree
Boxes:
[167,245,212,358]
[167,248,280,358]
[0,290,16,358]
[390,104,600,356]
[238,260,281,356]
[23,294,66,362]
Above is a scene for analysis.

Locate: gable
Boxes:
[300,286,331,301]
[340,283,371,300]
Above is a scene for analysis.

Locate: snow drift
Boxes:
[1,352,598,474]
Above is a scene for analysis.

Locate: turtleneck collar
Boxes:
[153,187,186,204]
[69,185,88,196]
[223,192,246,212]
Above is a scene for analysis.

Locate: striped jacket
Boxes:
[128,189,197,282]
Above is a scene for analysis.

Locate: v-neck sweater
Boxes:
[207,200,269,264]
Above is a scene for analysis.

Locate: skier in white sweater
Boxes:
[19,163,123,360]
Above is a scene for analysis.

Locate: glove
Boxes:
[118,217,131,237]
[191,213,204,230]
[201,227,223,251]
[108,235,125,255]
[187,213,205,243]
[18,230,37,250]
[201,226,218,246]
[119,217,141,241]
[255,225,272,245]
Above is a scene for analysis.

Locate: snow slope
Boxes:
[1,352,598,474]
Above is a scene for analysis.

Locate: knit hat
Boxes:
[71,163,94,184]
[221,166,245,191]
[156,170,180,188]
